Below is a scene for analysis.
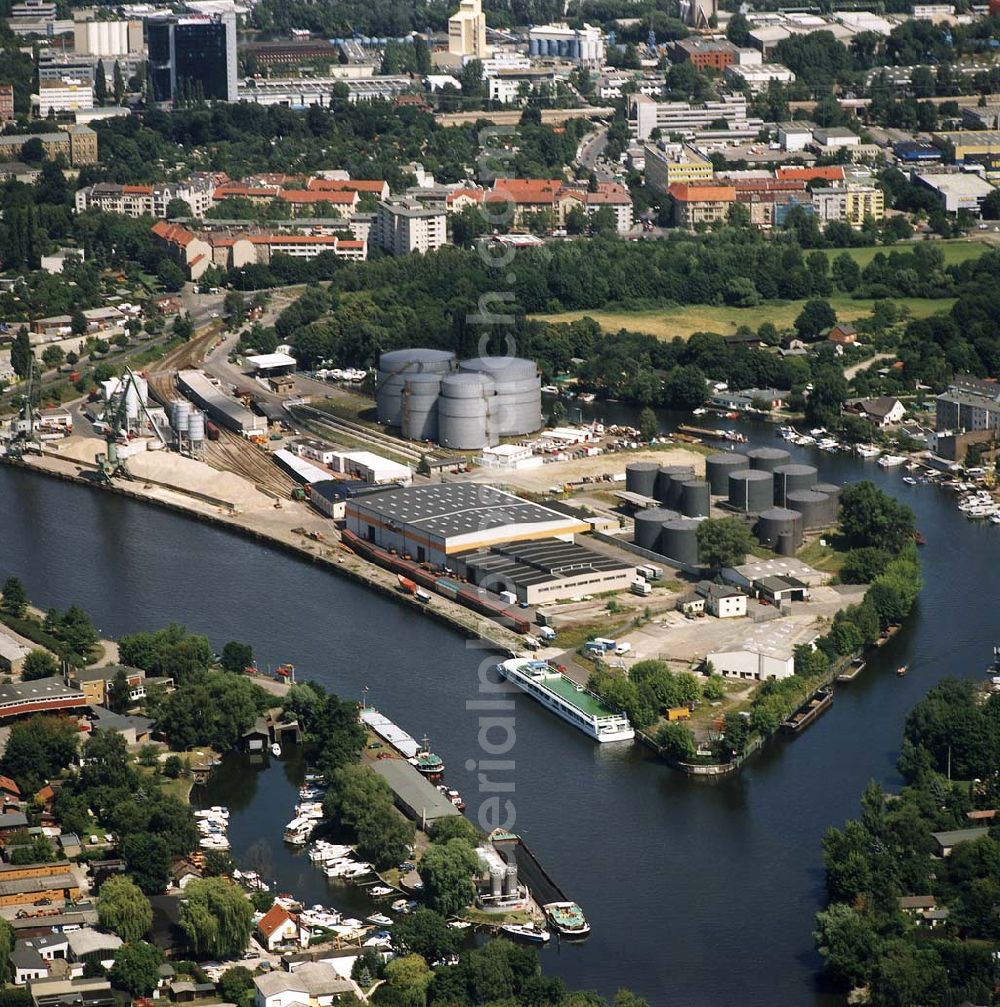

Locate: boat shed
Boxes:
[345,483,588,567]
[931,827,989,857]
[369,758,459,827]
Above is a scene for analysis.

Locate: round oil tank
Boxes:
[680,480,711,518]
[747,446,791,472]
[400,372,442,442]
[626,461,660,498]
[814,482,842,504]
[785,489,832,529]
[633,508,678,550]
[376,348,456,426]
[187,411,205,444]
[458,356,541,435]
[728,469,773,513]
[776,531,797,557]
[659,518,700,567]
[756,507,803,551]
[654,465,690,503]
[705,453,748,495]
[665,468,695,509]
[772,463,817,506]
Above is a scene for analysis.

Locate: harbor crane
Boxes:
[95,366,166,482]
[6,358,42,459]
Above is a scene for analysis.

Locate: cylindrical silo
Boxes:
[728,469,773,513]
[814,482,842,509]
[187,411,205,448]
[626,461,659,498]
[705,453,748,495]
[660,518,700,567]
[680,480,711,518]
[776,531,797,556]
[490,865,504,898]
[504,863,518,897]
[785,489,831,529]
[747,446,791,473]
[756,507,803,551]
[458,357,541,435]
[633,508,678,550]
[772,463,817,506]
[376,348,456,426]
[437,372,496,450]
[171,399,191,432]
[124,384,140,422]
[400,372,442,442]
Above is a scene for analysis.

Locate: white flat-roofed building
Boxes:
[813,126,861,149]
[628,92,763,141]
[238,76,412,106]
[478,443,542,471]
[246,352,297,373]
[34,78,93,117]
[330,450,412,486]
[725,62,794,93]
[777,121,813,152]
[914,171,996,214]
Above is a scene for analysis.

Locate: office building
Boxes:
[375,199,446,255]
[643,143,713,194]
[148,12,238,104]
[448,0,490,59]
[237,76,412,106]
[34,78,94,117]
[0,84,13,122]
[670,37,738,70]
[628,93,763,141]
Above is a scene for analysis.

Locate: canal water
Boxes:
[0,415,993,1007]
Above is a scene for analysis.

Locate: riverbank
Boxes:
[0,451,525,656]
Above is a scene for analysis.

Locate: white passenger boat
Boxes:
[496,659,634,743]
[283,817,314,845]
[877,454,906,468]
[501,923,551,944]
[855,444,881,458]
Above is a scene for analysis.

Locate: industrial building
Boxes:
[369,758,459,826]
[913,172,996,215]
[628,93,763,142]
[527,23,604,65]
[345,483,588,567]
[457,538,636,605]
[176,370,267,435]
[0,632,30,676]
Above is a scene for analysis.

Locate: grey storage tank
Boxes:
[756,507,803,551]
[785,489,833,529]
[660,518,701,567]
[728,469,773,513]
[400,372,443,442]
[437,372,498,450]
[633,508,679,550]
[680,480,711,518]
[747,446,791,472]
[376,348,456,426]
[814,482,842,508]
[773,464,817,506]
[776,531,797,557]
[458,356,542,436]
[655,465,693,504]
[626,461,660,498]
[705,453,748,495]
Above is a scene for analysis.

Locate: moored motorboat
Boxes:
[543,901,591,938]
[897,664,909,677]
[501,922,551,944]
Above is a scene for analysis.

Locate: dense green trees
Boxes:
[21,650,58,681]
[0,577,27,618]
[420,838,479,918]
[285,682,365,775]
[839,481,916,552]
[98,876,153,942]
[118,624,214,683]
[109,941,162,996]
[179,878,253,959]
[695,518,754,569]
[220,640,253,674]
[2,716,79,793]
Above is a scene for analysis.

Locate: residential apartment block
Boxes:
[151,221,366,280]
[75,176,217,218]
[812,185,884,226]
[375,199,447,255]
[667,183,736,227]
[936,375,1000,433]
[0,125,97,165]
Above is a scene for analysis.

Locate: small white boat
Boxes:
[902,476,917,485]
[693,407,708,416]
[391,898,415,914]
[366,913,394,927]
[447,920,472,930]
[368,885,394,897]
[271,743,281,757]
[324,859,354,877]
[878,454,906,468]
[342,862,373,879]
[501,923,551,944]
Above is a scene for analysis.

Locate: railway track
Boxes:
[289,404,422,463]
[200,426,297,498]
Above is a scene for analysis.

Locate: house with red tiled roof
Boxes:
[256,903,309,951]
[33,785,53,811]
[307,178,389,200]
[0,777,19,807]
[775,165,846,184]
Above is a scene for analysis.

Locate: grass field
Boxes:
[828,239,990,269]
[532,295,955,341]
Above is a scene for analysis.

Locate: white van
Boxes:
[614,642,632,656]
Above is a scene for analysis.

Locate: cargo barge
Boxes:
[343,529,532,634]
[780,686,833,734]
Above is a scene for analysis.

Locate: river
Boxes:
[0,415,993,1007]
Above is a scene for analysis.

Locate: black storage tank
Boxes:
[626,462,660,498]
[728,469,774,513]
[747,446,791,473]
[705,453,748,495]
[680,480,711,518]
[773,463,817,506]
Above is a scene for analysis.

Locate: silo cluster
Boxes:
[626,461,660,498]
[437,373,501,450]
[772,464,817,506]
[786,489,838,529]
[377,350,541,449]
[170,399,205,451]
[756,508,804,552]
[376,349,457,428]
[728,469,774,513]
[459,357,542,436]
[705,453,747,495]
